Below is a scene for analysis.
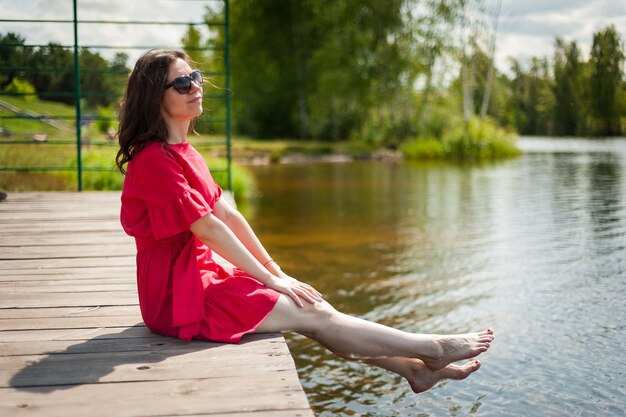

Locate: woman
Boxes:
[116,50,494,394]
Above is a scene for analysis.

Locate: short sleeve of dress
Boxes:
[125,144,212,240]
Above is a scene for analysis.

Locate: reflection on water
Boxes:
[244,138,626,416]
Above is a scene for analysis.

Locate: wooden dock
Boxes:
[0,192,314,417]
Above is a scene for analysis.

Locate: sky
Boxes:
[1,0,625,75]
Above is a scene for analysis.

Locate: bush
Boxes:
[95,106,115,134]
[400,137,445,160]
[402,117,521,161]
[4,78,37,101]
[442,117,521,161]
[207,158,257,204]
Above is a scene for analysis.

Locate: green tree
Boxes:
[80,48,116,108]
[108,52,130,99]
[508,57,554,135]
[0,33,31,91]
[552,38,585,136]
[589,25,625,136]
[208,0,410,141]
[181,24,207,67]
[213,0,303,138]
[28,43,75,104]
[307,0,408,141]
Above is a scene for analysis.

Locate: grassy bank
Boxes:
[401,117,521,161]
[0,142,257,202]
[1,97,522,197]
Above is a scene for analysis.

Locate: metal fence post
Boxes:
[224,0,232,192]
[72,0,83,191]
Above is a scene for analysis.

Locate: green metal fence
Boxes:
[0,0,231,191]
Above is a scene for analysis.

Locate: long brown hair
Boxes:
[115,50,192,174]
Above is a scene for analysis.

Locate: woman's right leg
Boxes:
[254,295,494,371]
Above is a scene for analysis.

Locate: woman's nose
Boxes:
[189,80,202,93]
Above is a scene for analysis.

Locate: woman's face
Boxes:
[161,58,203,121]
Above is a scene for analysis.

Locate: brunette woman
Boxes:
[116,50,494,394]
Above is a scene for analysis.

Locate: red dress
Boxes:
[120,141,279,342]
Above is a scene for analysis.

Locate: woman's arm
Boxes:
[212,197,284,276]
[189,213,321,307]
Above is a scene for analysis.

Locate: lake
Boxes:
[244,137,626,417]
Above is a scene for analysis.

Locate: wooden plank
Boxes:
[3,356,298,389]
[0,325,153,342]
[0,266,135,280]
[0,315,143,331]
[0,192,120,203]
[0,235,130,247]
[0,245,133,260]
[0,214,119,222]
[0,291,138,308]
[0,222,123,234]
[0,305,139,319]
[0,332,280,356]
[0,256,135,270]
[0,280,135,290]
[0,335,182,356]
[0,374,311,417]
[0,278,134,288]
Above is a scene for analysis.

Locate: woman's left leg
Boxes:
[358,357,482,393]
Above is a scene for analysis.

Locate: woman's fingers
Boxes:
[293,280,323,299]
[304,284,323,298]
[294,286,321,304]
[273,276,323,306]
[288,289,304,308]
[295,284,317,301]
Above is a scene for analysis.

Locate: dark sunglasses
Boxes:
[164,69,203,94]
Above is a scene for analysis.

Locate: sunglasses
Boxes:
[164,69,203,94]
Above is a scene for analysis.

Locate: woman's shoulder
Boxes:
[136,140,168,158]
[131,141,176,165]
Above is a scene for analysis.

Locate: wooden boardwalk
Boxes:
[0,192,314,417]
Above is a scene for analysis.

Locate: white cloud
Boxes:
[0,0,219,65]
[492,0,626,72]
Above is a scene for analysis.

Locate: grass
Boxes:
[1,95,76,118]
[0,96,75,137]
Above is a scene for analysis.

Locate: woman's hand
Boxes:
[266,275,323,308]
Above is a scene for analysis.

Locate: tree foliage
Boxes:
[0,32,129,108]
[504,26,625,137]
[209,1,624,140]
[552,38,586,136]
[589,25,625,136]
[207,0,417,141]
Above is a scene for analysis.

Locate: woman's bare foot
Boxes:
[421,329,494,371]
[408,359,481,393]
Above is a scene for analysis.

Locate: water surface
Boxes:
[245,137,626,416]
